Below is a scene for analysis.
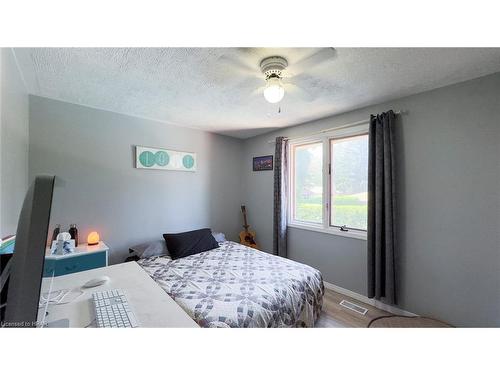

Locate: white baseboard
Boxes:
[323,281,417,317]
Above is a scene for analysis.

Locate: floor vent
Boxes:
[339,299,368,315]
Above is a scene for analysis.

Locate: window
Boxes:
[288,125,369,239]
[330,134,368,231]
[290,142,323,224]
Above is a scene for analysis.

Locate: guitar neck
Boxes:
[241,206,250,230]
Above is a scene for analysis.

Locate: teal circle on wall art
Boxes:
[155,151,169,166]
[182,154,195,169]
[139,151,155,167]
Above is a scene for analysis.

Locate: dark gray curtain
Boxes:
[367,110,397,305]
[273,136,288,257]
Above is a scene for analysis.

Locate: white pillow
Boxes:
[129,240,169,259]
[211,231,226,243]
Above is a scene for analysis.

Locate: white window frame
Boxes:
[287,123,369,241]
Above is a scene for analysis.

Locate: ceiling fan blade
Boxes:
[217,54,260,77]
[251,86,264,96]
[231,76,265,94]
[287,48,337,74]
[284,72,313,86]
[284,82,317,102]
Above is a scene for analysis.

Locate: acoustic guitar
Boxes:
[239,205,258,249]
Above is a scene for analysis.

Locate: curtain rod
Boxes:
[267,110,405,144]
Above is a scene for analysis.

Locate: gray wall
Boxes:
[29,96,243,264]
[0,49,29,237]
[241,73,500,327]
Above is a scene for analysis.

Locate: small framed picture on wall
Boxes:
[253,155,273,171]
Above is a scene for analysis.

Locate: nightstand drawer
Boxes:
[44,251,107,277]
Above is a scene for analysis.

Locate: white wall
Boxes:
[0,49,29,237]
[29,96,243,264]
[241,73,500,327]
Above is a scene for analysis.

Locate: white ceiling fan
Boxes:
[219,48,337,107]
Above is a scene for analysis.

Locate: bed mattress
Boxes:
[138,241,324,327]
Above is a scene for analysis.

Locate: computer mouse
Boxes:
[83,276,110,288]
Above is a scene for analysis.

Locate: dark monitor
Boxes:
[2,175,55,327]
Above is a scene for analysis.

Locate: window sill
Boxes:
[287,223,367,241]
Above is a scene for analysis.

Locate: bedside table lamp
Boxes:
[87,231,100,246]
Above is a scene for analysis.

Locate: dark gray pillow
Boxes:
[129,240,169,259]
[163,228,219,259]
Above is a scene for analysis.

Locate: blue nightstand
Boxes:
[44,241,109,277]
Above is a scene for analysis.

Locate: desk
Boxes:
[39,262,198,328]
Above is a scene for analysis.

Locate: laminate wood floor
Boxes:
[315,288,392,328]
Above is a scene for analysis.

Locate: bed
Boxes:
[137,241,324,328]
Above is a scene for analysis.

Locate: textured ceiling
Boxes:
[14,48,500,138]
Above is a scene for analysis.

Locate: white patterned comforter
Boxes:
[138,241,324,328]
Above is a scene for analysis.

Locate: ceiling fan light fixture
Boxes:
[260,56,288,104]
[263,76,285,103]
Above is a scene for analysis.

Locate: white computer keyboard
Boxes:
[92,289,139,328]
